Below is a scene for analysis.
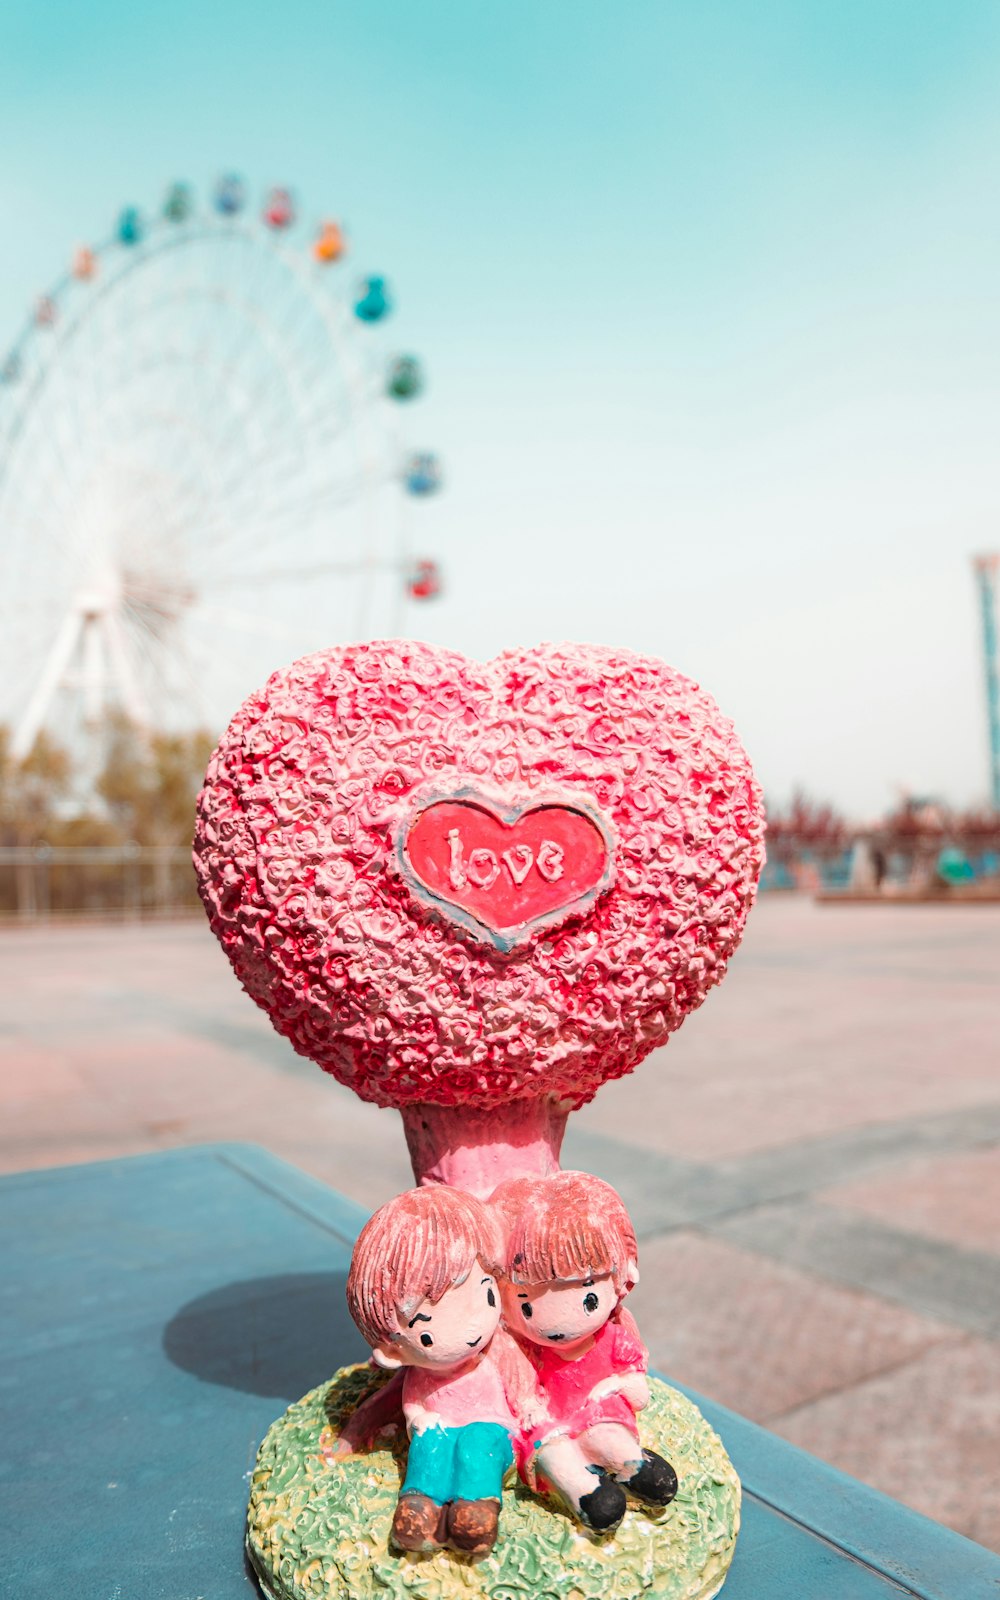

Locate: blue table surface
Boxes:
[1,1143,998,1600]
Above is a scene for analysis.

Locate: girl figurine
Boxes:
[491,1171,678,1532]
[346,1185,533,1557]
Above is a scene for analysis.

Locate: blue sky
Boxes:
[3,0,1000,814]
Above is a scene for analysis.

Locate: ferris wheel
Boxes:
[0,176,444,765]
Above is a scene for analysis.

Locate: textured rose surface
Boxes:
[193,640,765,1111]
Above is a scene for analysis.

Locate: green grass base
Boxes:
[247,1364,740,1600]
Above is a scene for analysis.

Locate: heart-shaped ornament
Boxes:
[400,792,616,951]
[195,640,764,1113]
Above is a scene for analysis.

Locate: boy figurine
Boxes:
[346,1185,531,1557]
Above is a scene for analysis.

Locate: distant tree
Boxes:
[879,797,947,840]
[96,715,216,844]
[0,725,73,844]
[765,790,849,860]
[954,808,1000,844]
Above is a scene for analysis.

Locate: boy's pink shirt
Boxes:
[402,1343,518,1432]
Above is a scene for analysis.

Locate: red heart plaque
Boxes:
[401,793,615,950]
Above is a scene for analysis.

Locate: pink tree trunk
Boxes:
[400,1098,568,1198]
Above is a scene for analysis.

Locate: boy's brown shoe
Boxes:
[447,1497,500,1555]
[391,1492,447,1552]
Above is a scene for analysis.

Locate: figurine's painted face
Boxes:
[502,1272,618,1351]
[374,1266,502,1371]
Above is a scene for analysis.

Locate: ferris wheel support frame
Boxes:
[12,590,150,760]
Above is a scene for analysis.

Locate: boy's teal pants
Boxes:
[402,1422,513,1505]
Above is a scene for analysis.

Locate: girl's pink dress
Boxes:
[513,1308,647,1486]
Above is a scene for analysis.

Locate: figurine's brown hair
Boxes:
[347,1185,503,1350]
[491,1170,639,1295]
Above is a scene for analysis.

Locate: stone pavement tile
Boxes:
[772,1334,1000,1552]
[574,899,1000,1162]
[0,1006,411,1211]
[0,1056,151,1154]
[27,1030,267,1138]
[717,1103,1000,1209]
[576,988,1000,1164]
[162,1045,412,1211]
[820,1145,1000,1257]
[3,1134,166,1173]
[568,1103,1000,1244]
[710,1199,1000,1338]
[0,1041,86,1105]
[627,1229,959,1423]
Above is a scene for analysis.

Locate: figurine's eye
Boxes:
[521,1302,533,1319]
[487,1288,496,1307]
[583,1292,599,1314]
[420,1333,433,1347]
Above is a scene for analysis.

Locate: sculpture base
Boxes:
[247,1365,740,1600]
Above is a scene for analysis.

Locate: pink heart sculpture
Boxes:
[194,641,764,1126]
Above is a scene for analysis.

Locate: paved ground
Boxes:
[2,897,999,1551]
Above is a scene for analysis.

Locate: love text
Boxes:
[447,828,565,892]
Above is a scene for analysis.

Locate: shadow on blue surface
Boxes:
[164,1271,362,1400]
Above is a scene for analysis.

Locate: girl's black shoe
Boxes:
[624,1450,678,1506]
[578,1475,627,1531]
